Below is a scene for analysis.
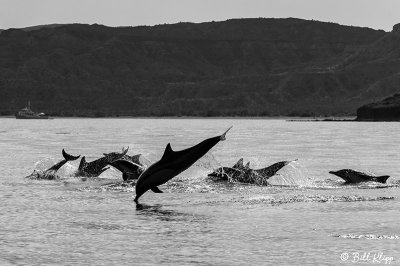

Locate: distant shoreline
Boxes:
[0,115,357,120]
[3,115,399,121]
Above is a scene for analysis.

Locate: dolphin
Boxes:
[207,158,245,180]
[120,153,142,164]
[254,161,293,179]
[134,126,232,206]
[329,169,390,184]
[107,159,145,181]
[26,149,80,180]
[208,159,293,185]
[105,153,144,181]
[76,147,129,177]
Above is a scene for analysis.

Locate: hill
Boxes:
[0,18,398,117]
[357,94,400,121]
[19,24,65,32]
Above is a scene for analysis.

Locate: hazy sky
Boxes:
[1,0,399,31]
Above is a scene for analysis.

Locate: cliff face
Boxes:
[357,94,400,121]
[0,18,397,117]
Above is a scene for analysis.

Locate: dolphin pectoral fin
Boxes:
[220,126,232,141]
[134,196,143,209]
[151,187,164,193]
[99,167,109,175]
[376,175,390,184]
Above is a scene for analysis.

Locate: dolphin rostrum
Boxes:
[134,126,232,206]
[329,169,390,184]
[26,149,80,180]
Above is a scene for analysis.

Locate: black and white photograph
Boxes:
[1,0,399,265]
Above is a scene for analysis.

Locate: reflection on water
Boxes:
[0,118,399,265]
[135,204,206,223]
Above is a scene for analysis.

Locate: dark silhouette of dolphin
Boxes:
[329,169,390,184]
[208,159,294,185]
[108,159,145,181]
[134,126,232,206]
[26,149,80,180]
[76,147,129,177]
[253,161,293,179]
[207,158,245,179]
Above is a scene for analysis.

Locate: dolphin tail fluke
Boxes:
[62,149,80,161]
[376,175,390,184]
[220,126,233,141]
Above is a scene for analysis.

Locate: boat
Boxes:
[15,101,50,119]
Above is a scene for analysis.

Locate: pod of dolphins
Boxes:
[26,126,393,207]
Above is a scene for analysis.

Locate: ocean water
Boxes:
[0,118,399,265]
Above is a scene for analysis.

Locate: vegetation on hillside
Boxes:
[0,18,399,117]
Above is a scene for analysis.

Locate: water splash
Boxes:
[33,158,58,171]
[209,159,314,187]
[138,155,152,169]
[193,152,222,171]
[335,234,400,240]
[318,178,400,189]
[57,162,78,177]
[267,160,314,187]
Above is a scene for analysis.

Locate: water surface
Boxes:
[0,118,399,265]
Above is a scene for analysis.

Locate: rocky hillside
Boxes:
[357,94,400,121]
[0,18,398,117]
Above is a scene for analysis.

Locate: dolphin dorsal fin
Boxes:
[78,156,87,170]
[233,158,244,169]
[161,143,175,160]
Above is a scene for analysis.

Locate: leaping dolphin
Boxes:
[76,147,129,177]
[329,169,390,184]
[26,149,80,180]
[134,126,232,206]
[107,159,145,181]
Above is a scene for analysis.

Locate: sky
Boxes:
[1,0,399,31]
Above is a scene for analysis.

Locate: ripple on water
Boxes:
[335,234,400,240]
[240,194,395,206]
[69,221,124,231]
